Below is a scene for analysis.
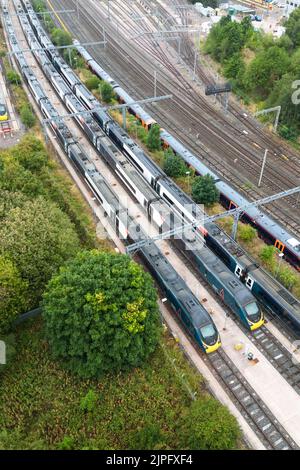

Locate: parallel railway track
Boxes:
[48,0,300,238]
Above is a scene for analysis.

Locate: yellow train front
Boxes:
[0,103,8,122]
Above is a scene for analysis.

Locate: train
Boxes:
[73,39,300,272]
[4,0,222,354]
[0,103,8,121]
[20,0,265,333]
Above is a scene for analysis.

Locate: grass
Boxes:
[0,318,210,450]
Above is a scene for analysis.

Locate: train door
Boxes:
[234,264,243,279]
[274,239,285,252]
[245,276,254,290]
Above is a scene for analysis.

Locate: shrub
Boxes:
[192,174,219,206]
[85,76,101,91]
[20,106,36,129]
[146,124,161,151]
[6,69,21,85]
[238,224,256,243]
[100,81,114,103]
[178,396,241,450]
[163,149,187,178]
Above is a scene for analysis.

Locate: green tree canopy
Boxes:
[146,124,161,151]
[163,149,187,178]
[0,256,28,333]
[284,8,300,48]
[245,46,290,97]
[0,197,80,306]
[51,28,72,47]
[43,250,161,378]
[178,396,241,450]
[192,174,219,206]
[100,82,114,103]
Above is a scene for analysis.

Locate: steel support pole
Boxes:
[122,106,126,130]
[258,149,268,188]
[193,49,197,81]
[232,211,240,240]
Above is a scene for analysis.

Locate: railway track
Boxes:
[206,349,298,450]
[49,0,300,238]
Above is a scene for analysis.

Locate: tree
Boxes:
[192,174,219,206]
[284,8,300,48]
[223,53,245,81]
[20,106,36,129]
[100,82,114,103]
[0,197,80,306]
[43,250,161,378]
[178,396,241,450]
[0,256,28,333]
[146,124,161,151]
[245,46,290,97]
[163,149,187,178]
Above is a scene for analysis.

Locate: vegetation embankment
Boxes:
[1,14,242,449]
[204,12,300,142]
[0,138,241,450]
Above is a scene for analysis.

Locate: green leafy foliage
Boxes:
[237,224,256,243]
[51,28,72,47]
[80,389,98,413]
[178,396,241,450]
[0,197,80,307]
[259,245,277,265]
[100,81,114,103]
[204,10,300,136]
[147,124,161,151]
[85,76,102,91]
[6,69,21,85]
[284,8,300,48]
[43,251,162,378]
[0,320,240,450]
[163,149,187,177]
[20,106,36,129]
[0,257,28,333]
[191,174,219,206]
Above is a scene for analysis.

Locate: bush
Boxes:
[0,257,28,333]
[178,396,241,450]
[259,245,276,265]
[6,69,21,85]
[192,174,219,206]
[277,266,298,290]
[238,224,256,243]
[163,149,187,178]
[146,124,161,151]
[80,389,98,413]
[43,250,162,378]
[20,106,36,129]
[100,81,114,103]
[85,76,101,91]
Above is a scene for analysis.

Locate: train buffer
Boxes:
[0,119,13,138]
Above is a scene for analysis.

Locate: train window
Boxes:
[246,277,254,289]
[235,265,242,277]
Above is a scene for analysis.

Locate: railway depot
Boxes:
[1,0,300,455]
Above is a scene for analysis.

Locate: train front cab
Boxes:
[0,103,8,122]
